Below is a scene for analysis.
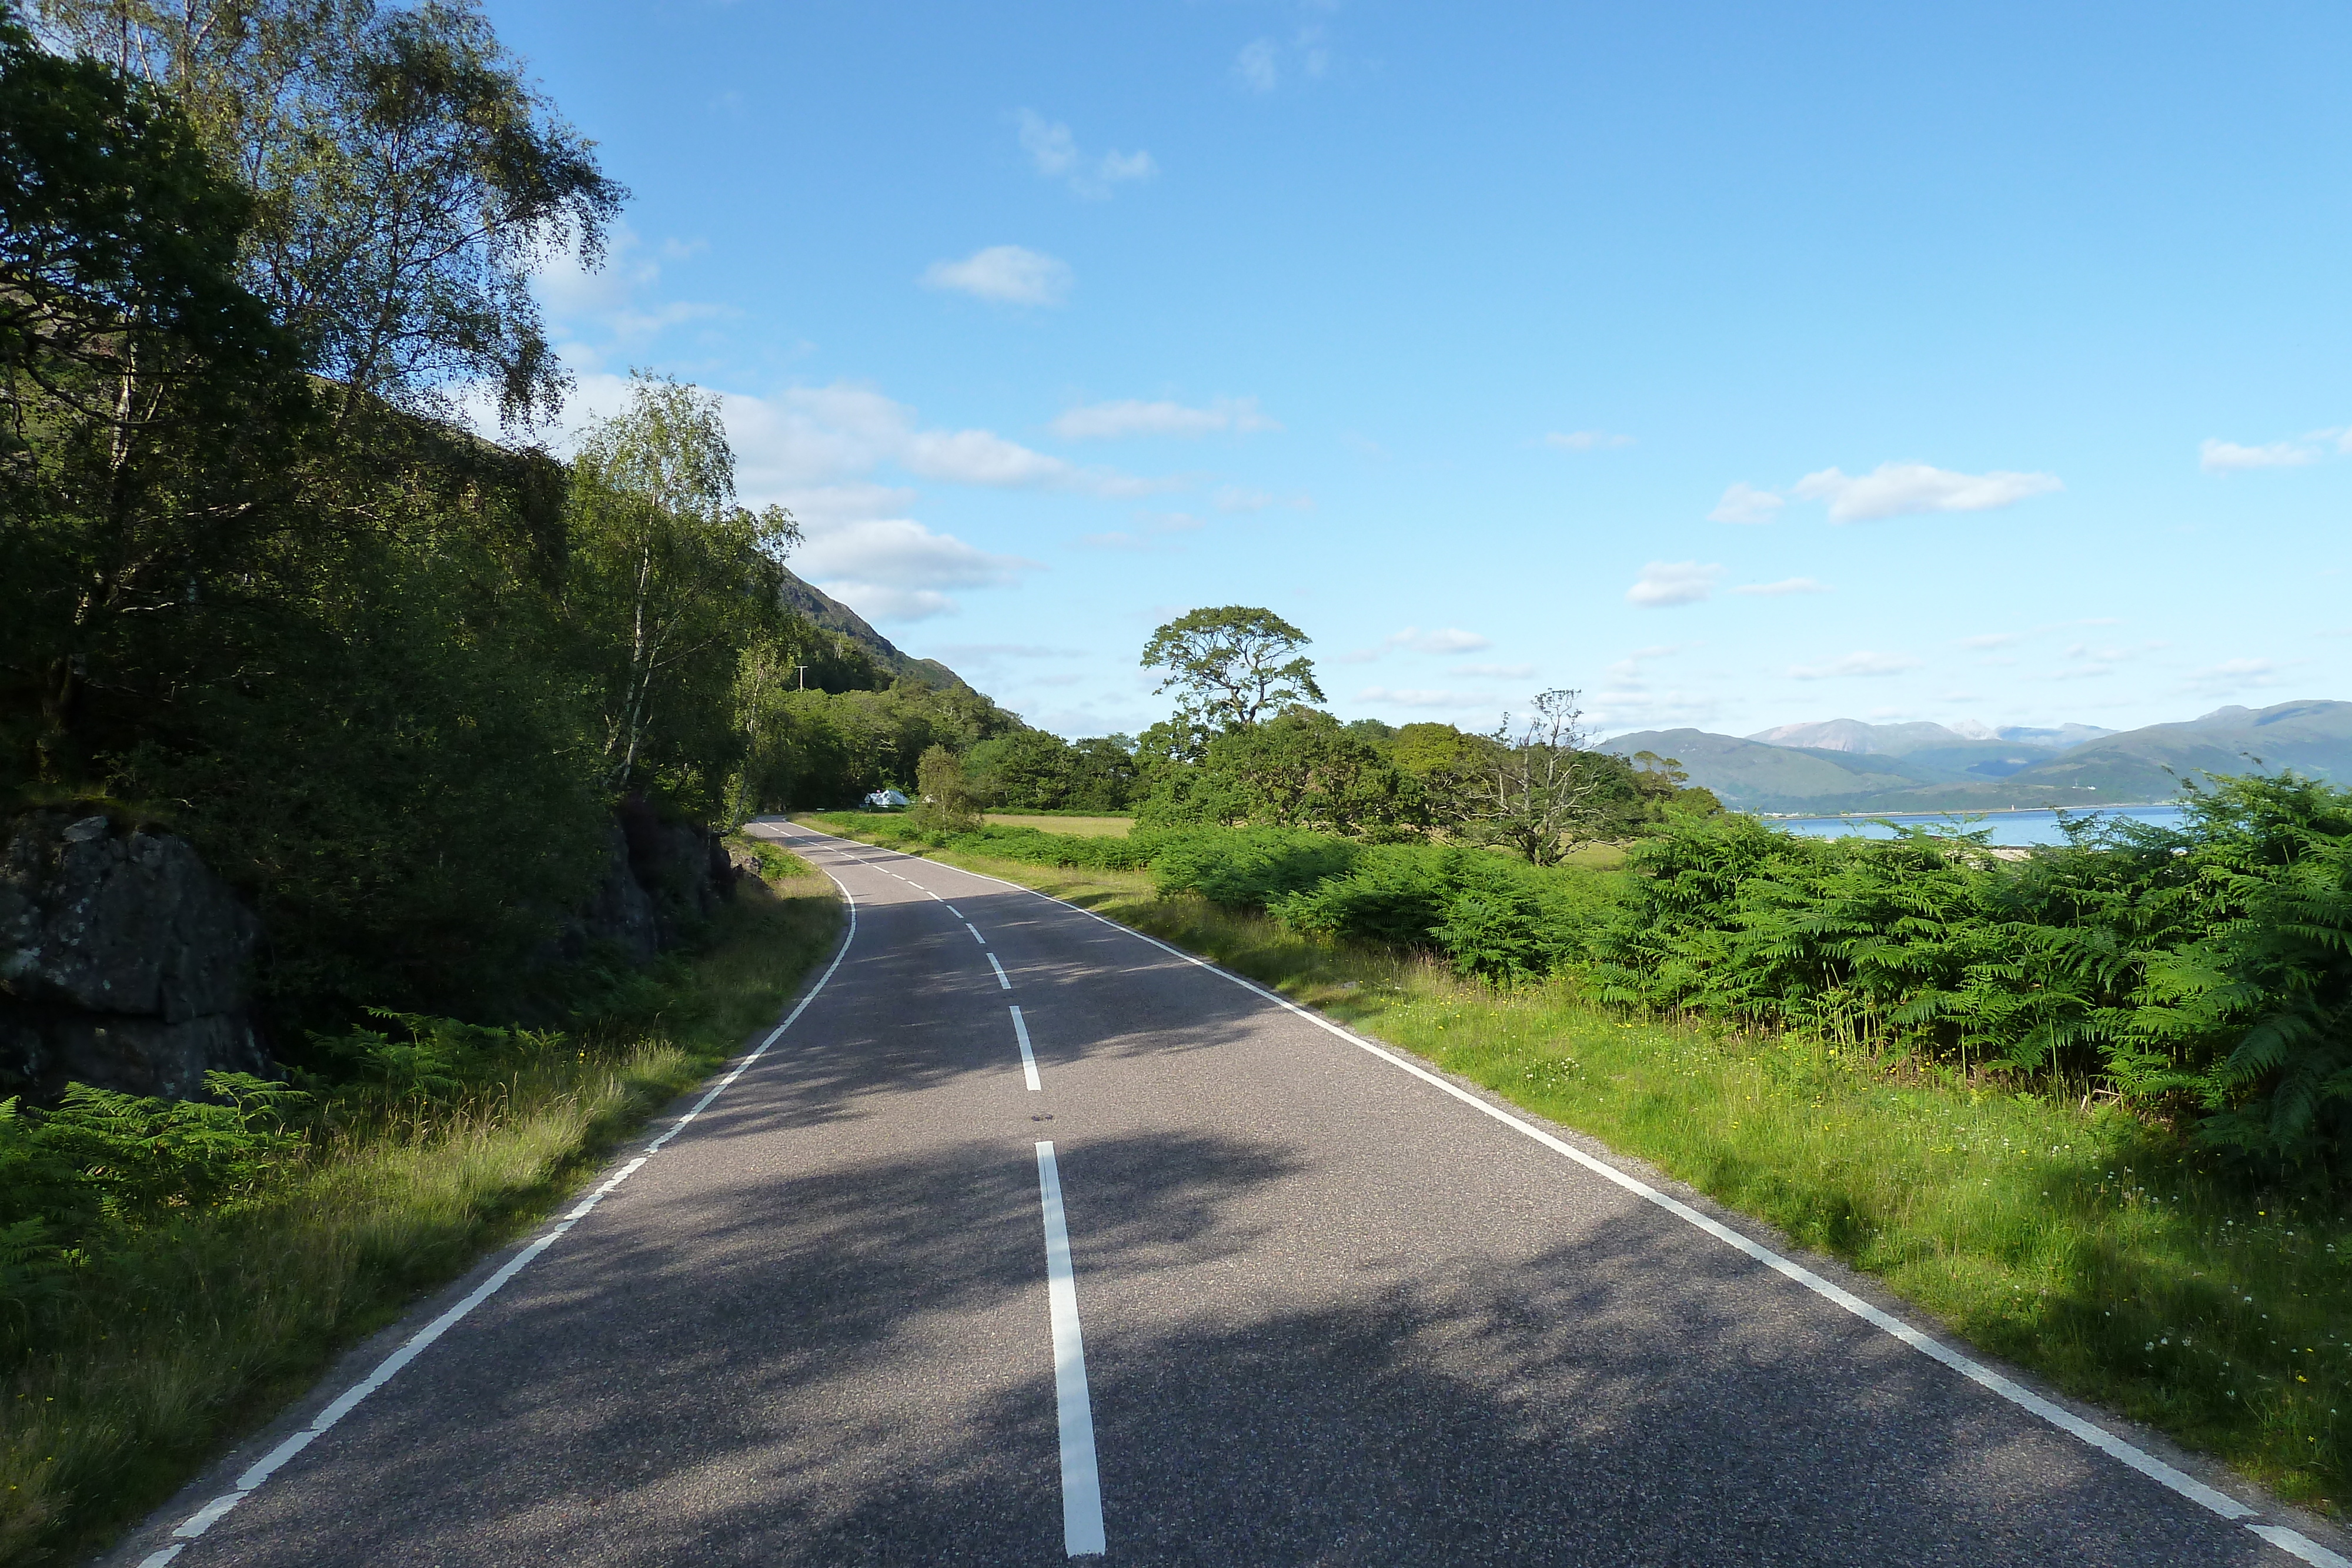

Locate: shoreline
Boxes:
[1755,803,2177,821]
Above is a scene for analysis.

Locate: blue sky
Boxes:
[484,0,2352,741]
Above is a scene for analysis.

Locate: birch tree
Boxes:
[567,374,797,795]
[34,0,622,431]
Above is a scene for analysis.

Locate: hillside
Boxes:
[1608,700,2352,813]
[777,568,964,688]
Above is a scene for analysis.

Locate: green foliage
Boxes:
[565,373,799,810]
[733,678,1027,814]
[1593,774,2352,1176]
[1274,842,1616,982]
[911,743,983,833]
[1165,707,1413,834]
[1147,825,1362,907]
[963,728,1139,812]
[1140,605,1324,729]
[37,0,626,430]
[810,812,1161,871]
[0,867,842,1562]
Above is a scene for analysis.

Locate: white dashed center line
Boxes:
[1034,1141,1105,1557]
[988,953,1011,989]
[1010,1005,1041,1091]
[966,922,986,945]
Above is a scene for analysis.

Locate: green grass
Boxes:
[808,819,2350,1516]
[982,813,1134,837]
[0,845,841,1564]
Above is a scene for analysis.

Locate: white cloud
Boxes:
[717,382,1161,502]
[795,518,1042,623]
[1790,461,2063,523]
[536,226,729,346]
[1357,686,1494,709]
[1708,482,1784,525]
[903,427,1073,487]
[1732,577,1829,596]
[920,245,1073,306]
[1340,626,1495,663]
[1603,643,1692,681]
[1545,430,1633,452]
[1789,650,1923,679]
[2200,439,2314,473]
[1234,38,1280,92]
[930,643,1084,660]
[1390,626,1492,654]
[1586,687,1721,732]
[1015,111,1157,199]
[2197,430,2350,473]
[1626,560,1724,608]
[1051,397,1279,440]
[2183,655,2291,692]
[1212,485,1312,513]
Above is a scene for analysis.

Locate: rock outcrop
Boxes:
[0,813,268,1102]
[545,802,740,968]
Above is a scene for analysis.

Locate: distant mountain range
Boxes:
[1604,701,2352,814]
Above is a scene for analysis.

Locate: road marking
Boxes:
[1035,1141,1106,1558]
[966,922,987,945]
[779,826,2351,1562]
[1010,1005,1041,1091]
[988,952,1011,989]
[926,890,946,902]
[134,843,863,1568]
[945,904,964,917]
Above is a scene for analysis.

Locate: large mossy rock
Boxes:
[0,813,269,1101]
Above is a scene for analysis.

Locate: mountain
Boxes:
[1606,729,1955,810]
[776,568,965,688]
[1748,718,1970,754]
[1608,701,2352,814]
[1746,718,2115,755]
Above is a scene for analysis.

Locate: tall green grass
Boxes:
[817,822,2349,1516]
[0,847,840,1564]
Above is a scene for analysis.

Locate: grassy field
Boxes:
[982,813,1134,837]
[0,844,841,1565]
[804,818,2349,1515]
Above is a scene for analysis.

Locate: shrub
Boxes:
[1148,827,1361,907]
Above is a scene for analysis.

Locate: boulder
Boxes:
[546,807,739,968]
[0,813,268,1102]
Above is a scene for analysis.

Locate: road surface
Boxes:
[113,820,2348,1567]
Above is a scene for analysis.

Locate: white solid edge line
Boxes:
[136,845,861,1567]
[1035,1140,1107,1557]
[777,827,2310,1548]
[988,952,1012,990]
[2251,1527,2352,1568]
[1011,1004,1042,1092]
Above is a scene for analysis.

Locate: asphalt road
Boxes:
[113,820,2350,1567]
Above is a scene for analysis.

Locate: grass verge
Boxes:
[806,817,2348,1514]
[2,842,840,1565]
[982,813,1134,837]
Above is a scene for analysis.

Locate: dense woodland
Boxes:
[0,0,1020,1037]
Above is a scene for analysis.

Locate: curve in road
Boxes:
[115,821,2348,1567]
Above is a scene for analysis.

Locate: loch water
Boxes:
[1765,804,2189,847]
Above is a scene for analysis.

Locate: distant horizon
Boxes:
[1596,696,2345,748]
